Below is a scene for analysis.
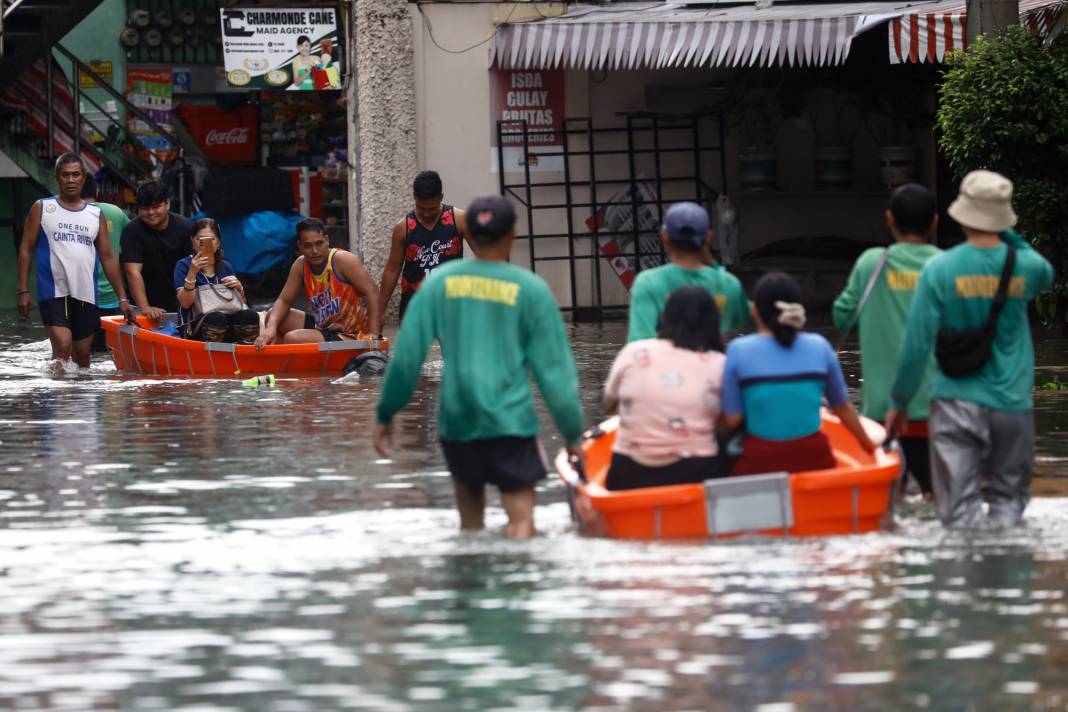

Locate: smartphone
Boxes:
[197,236,213,257]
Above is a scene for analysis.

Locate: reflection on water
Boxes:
[0,309,1066,710]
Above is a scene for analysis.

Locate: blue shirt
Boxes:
[722,332,848,441]
[173,256,236,326]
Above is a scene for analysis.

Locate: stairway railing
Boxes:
[8,41,188,212]
[0,1,29,54]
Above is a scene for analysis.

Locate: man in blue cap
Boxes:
[627,201,749,342]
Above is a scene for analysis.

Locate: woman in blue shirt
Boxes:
[172,218,259,343]
[722,272,875,475]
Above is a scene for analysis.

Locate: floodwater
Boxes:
[0,309,1066,711]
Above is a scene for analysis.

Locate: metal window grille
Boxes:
[497,113,726,320]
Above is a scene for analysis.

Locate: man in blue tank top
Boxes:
[16,154,135,369]
[379,171,474,320]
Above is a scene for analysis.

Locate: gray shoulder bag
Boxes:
[835,248,890,353]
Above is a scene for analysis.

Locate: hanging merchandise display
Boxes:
[121,0,224,65]
[220,7,341,90]
[119,27,141,48]
[128,8,151,28]
[143,28,163,49]
[126,67,176,162]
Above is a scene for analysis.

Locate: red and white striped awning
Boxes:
[890,0,1066,63]
[490,0,1068,70]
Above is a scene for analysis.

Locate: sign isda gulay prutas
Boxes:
[492,69,565,173]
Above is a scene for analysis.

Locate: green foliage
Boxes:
[1037,377,1068,391]
[938,27,1068,325]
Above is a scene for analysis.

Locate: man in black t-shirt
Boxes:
[121,180,193,318]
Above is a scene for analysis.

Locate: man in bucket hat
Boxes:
[627,201,749,342]
[886,170,1053,529]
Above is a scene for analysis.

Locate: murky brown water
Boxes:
[1,310,1066,710]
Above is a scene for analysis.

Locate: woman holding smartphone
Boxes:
[172,218,259,343]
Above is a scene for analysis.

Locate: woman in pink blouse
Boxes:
[603,286,728,490]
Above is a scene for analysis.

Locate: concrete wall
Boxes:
[352,0,418,322]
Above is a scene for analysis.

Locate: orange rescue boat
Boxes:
[555,414,902,540]
[101,315,388,377]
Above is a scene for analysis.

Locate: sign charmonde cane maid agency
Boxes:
[220,7,341,91]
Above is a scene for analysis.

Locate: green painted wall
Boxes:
[53,0,128,126]
[0,180,48,309]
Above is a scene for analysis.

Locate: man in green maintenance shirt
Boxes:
[373,194,585,539]
[833,184,941,497]
[887,171,1054,529]
[627,201,748,342]
[84,176,131,351]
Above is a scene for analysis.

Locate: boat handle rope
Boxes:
[203,342,240,375]
[118,323,144,375]
[568,453,588,484]
[115,324,128,369]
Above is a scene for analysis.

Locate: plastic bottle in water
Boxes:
[241,374,276,388]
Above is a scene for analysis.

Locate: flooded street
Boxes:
[1,309,1067,711]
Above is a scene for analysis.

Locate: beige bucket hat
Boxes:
[948,169,1018,232]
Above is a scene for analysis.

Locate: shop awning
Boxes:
[890,0,1066,63]
[490,0,1068,70]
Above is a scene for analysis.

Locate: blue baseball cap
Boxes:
[663,202,710,247]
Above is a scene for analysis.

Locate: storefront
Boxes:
[408,0,1065,313]
[58,1,352,279]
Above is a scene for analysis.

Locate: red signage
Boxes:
[493,69,564,147]
[177,104,258,162]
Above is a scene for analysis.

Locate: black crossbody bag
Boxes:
[935,245,1016,378]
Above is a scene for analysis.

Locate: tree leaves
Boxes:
[938,28,1068,325]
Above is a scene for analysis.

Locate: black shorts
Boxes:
[39,296,100,341]
[441,436,548,497]
[302,312,341,342]
[93,306,122,352]
[899,436,932,495]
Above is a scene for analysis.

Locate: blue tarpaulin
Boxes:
[192,210,301,275]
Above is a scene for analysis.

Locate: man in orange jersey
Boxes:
[255,218,382,348]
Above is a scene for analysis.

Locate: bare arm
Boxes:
[16,201,41,319]
[832,402,877,453]
[123,262,164,320]
[723,413,745,432]
[454,208,476,251]
[378,221,407,310]
[176,255,210,310]
[95,216,135,321]
[335,250,382,336]
[255,260,305,349]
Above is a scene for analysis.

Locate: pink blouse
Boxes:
[604,339,726,462]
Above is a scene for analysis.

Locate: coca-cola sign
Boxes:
[205,128,250,146]
[177,104,258,162]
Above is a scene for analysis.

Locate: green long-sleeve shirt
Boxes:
[376,259,585,444]
[95,202,130,308]
[833,242,941,420]
[627,263,749,342]
[891,230,1054,413]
